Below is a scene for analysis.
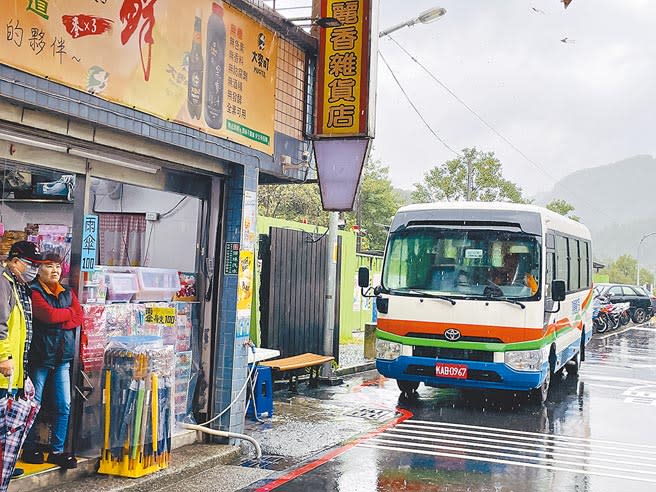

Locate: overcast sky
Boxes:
[269,0,656,197]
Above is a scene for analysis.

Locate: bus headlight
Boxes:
[505,349,543,371]
[376,339,402,360]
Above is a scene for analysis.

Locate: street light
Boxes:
[637,232,656,286]
[379,6,447,38]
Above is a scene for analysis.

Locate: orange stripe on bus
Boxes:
[377,316,580,344]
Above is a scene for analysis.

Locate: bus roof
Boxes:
[393,202,591,239]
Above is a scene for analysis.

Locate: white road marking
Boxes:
[358,419,656,484]
[359,443,656,484]
[597,326,635,339]
[580,374,656,386]
[404,420,656,452]
[386,427,656,466]
[368,437,656,475]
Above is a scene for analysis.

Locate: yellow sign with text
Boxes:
[1,0,278,153]
[237,250,253,311]
[145,306,176,327]
[316,0,372,136]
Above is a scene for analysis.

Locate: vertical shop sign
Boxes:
[81,214,98,271]
[315,0,377,137]
[313,0,378,211]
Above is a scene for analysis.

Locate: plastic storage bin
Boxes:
[105,272,139,302]
[246,365,273,419]
[133,267,181,302]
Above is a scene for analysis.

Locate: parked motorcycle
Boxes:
[592,297,611,333]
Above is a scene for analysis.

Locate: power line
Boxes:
[378,50,461,157]
[384,35,619,224]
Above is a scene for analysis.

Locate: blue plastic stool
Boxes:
[246,365,273,419]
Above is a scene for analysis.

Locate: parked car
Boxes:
[593,283,656,324]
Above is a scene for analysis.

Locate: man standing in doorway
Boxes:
[0,241,44,478]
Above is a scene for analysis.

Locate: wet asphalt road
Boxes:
[244,323,656,492]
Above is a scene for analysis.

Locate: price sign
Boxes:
[81,215,98,272]
[145,306,177,327]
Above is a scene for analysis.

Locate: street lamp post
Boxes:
[322,5,447,378]
[379,7,447,38]
[637,232,656,286]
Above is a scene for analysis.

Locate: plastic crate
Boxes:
[133,267,181,302]
[105,273,138,302]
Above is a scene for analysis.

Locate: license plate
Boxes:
[435,363,468,379]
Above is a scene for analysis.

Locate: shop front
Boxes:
[0,0,315,486]
[0,141,225,479]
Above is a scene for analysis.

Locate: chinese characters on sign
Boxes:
[144,306,176,326]
[227,23,247,121]
[1,0,278,154]
[62,15,113,39]
[119,0,158,81]
[317,0,373,136]
[81,215,98,272]
[224,242,240,275]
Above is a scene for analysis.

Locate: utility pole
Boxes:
[466,158,472,201]
[321,211,338,377]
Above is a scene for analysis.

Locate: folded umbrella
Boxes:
[0,377,40,492]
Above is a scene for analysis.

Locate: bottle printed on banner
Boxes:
[204,1,226,129]
[187,9,204,119]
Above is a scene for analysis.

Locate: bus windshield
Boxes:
[382,227,541,300]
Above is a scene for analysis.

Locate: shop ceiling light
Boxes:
[68,148,160,174]
[0,130,68,153]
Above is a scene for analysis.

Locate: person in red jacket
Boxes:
[21,253,82,469]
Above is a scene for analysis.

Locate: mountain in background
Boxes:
[534,155,656,268]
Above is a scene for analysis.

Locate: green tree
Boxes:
[600,255,654,285]
[546,199,580,222]
[258,183,329,226]
[350,159,401,251]
[411,147,529,204]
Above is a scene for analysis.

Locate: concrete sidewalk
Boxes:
[29,443,271,492]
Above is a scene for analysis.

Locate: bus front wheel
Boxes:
[530,370,550,403]
[397,380,420,395]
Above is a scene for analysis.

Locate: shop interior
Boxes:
[1,158,204,475]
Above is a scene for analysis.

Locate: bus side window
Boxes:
[546,252,555,298]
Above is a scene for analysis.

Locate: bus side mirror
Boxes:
[358,267,370,288]
[552,279,566,302]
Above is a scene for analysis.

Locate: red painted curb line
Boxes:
[255,407,413,491]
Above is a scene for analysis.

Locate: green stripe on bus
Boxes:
[375,328,577,352]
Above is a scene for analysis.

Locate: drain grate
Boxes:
[342,407,394,421]
[240,454,287,469]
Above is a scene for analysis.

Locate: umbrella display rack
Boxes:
[98,336,174,478]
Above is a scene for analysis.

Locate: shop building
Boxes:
[0,0,315,478]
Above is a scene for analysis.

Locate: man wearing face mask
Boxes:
[0,241,43,478]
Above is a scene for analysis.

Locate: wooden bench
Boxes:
[260,353,335,392]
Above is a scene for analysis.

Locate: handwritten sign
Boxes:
[144,306,176,327]
[81,214,98,272]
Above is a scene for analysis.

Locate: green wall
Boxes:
[251,216,383,344]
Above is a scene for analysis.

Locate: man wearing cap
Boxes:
[0,241,43,478]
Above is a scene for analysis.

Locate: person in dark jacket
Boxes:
[21,253,82,469]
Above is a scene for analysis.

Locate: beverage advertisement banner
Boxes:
[1,0,278,154]
[315,0,375,137]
